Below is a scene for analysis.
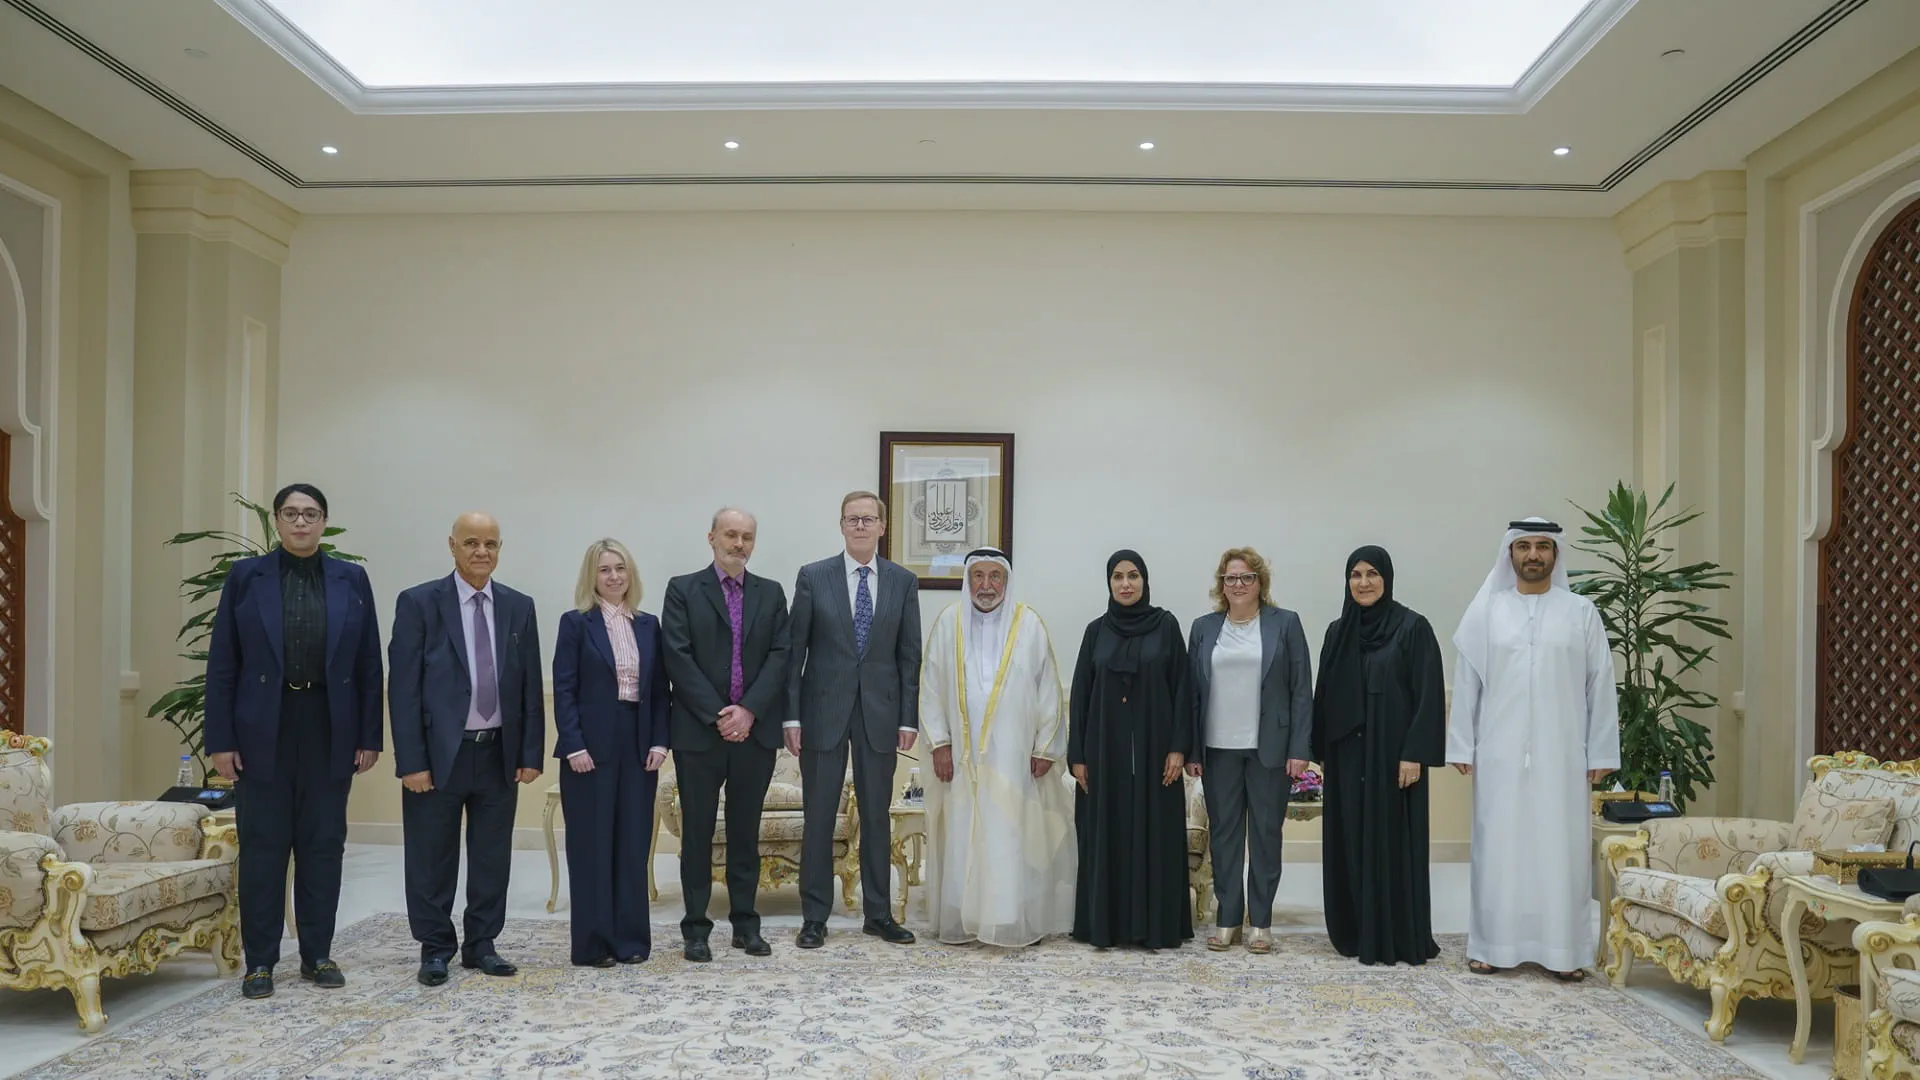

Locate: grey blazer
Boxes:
[785,554,923,753]
[1187,606,1314,769]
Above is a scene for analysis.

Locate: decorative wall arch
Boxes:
[1814,195,1920,756]
[0,171,59,742]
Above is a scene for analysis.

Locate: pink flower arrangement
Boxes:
[1291,764,1323,801]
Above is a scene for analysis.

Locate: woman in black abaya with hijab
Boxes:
[1068,550,1194,950]
[1313,546,1447,966]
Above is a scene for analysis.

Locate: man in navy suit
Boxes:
[786,490,922,948]
[204,483,384,1000]
[389,512,546,986]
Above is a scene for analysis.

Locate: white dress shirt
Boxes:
[453,574,501,731]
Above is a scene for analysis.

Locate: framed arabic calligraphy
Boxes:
[878,431,1015,590]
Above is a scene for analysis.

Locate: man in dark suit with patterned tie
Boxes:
[205,483,384,1000]
[785,490,922,948]
[660,508,791,961]
[388,512,546,986]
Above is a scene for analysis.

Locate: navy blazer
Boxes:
[203,549,384,781]
[387,574,546,789]
[552,607,670,761]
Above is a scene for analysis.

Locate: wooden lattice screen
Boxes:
[1818,199,1920,758]
[0,431,22,734]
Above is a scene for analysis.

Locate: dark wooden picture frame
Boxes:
[877,431,1015,590]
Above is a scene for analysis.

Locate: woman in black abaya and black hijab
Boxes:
[1313,545,1447,966]
[1068,550,1194,950]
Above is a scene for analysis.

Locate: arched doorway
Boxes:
[1817,198,1920,757]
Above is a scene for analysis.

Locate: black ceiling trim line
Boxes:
[0,0,1872,196]
[1598,0,1871,191]
[2,0,301,187]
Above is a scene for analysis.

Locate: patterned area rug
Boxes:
[22,913,1758,1079]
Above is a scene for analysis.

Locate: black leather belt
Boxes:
[462,729,501,744]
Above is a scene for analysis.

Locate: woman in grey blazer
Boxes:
[1185,547,1313,953]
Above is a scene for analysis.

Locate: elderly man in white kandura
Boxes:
[920,547,1076,947]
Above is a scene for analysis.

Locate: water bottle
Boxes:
[1657,770,1674,806]
[176,754,193,787]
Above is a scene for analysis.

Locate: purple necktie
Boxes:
[723,575,745,704]
[472,594,499,722]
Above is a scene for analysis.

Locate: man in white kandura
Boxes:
[1446,517,1619,981]
[921,547,1076,947]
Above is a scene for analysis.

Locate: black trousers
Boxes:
[675,736,777,940]
[799,706,895,922]
[559,702,656,964]
[402,735,517,963]
[234,687,349,971]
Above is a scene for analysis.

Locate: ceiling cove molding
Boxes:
[0,0,1872,194]
[211,0,1637,117]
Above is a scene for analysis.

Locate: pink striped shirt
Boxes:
[599,600,641,703]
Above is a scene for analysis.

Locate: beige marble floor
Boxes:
[2,845,1838,1078]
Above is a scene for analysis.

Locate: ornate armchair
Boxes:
[655,751,859,910]
[1604,752,1920,1042]
[1856,898,1920,1079]
[0,734,240,1031]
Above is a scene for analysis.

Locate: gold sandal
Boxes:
[1247,928,1272,954]
[1205,926,1240,952]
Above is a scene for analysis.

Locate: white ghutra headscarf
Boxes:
[1451,517,1570,682]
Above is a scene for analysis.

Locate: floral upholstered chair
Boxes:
[1604,752,1920,1042]
[655,750,859,910]
[1856,897,1920,1080]
[1184,774,1212,924]
[0,734,240,1031]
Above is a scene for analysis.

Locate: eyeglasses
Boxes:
[842,515,880,528]
[276,508,324,524]
[1222,573,1258,587]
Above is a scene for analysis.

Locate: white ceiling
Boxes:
[256,0,1594,90]
[0,0,1913,216]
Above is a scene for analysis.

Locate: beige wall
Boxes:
[0,88,135,806]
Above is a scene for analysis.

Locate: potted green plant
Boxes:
[1567,482,1732,810]
[147,493,364,781]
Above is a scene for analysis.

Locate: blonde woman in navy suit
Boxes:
[553,538,669,966]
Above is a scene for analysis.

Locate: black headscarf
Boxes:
[1101,549,1167,672]
[1314,545,1413,745]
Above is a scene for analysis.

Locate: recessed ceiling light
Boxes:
[1138,141,1156,151]
[1552,146,1571,156]
[183,47,208,59]
[722,140,740,150]
[321,145,339,155]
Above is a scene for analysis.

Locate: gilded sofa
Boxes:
[1184,774,1212,924]
[655,751,860,910]
[1603,752,1920,1042]
[0,734,241,1031]
[1856,896,1920,1079]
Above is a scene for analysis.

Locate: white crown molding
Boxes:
[214,0,1634,116]
[129,169,301,264]
[1613,169,1748,271]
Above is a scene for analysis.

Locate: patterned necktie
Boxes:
[854,565,873,658]
[472,593,499,721]
[723,575,745,704]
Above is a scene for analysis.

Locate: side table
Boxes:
[890,802,927,922]
[1781,873,1905,1064]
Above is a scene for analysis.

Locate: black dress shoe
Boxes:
[417,958,449,986]
[795,921,827,949]
[299,959,346,988]
[616,953,647,964]
[863,917,916,945]
[241,966,274,999]
[573,956,616,968]
[462,953,519,977]
[732,931,771,956]
[684,939,713,963]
